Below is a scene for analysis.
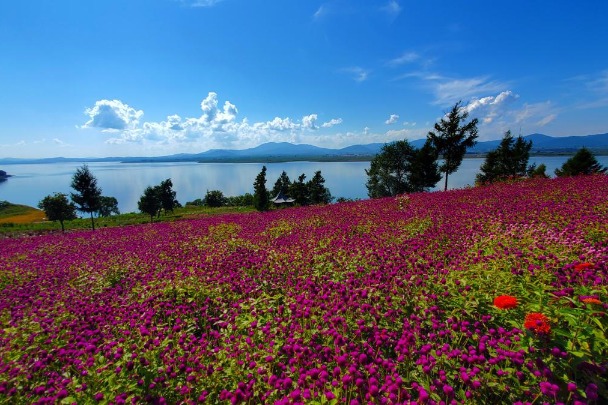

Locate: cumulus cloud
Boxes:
[321,118,343,128]
[385,114,399,125]
[463,91,519,124]
[83,100,144,131]
[83,92,348,150]
[302,114,318,130]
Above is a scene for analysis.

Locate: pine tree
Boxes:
[428,101,479,191]
[555,147,607,177]
[70,165,102,230]
[253,166,269,211]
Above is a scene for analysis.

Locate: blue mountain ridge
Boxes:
[1,133,607,164]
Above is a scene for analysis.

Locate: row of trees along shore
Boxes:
[35,101,606,230]
[365,101,606,198]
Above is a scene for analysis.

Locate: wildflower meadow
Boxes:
[1,175,607,404]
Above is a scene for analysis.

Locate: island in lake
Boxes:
[0,170,12,181]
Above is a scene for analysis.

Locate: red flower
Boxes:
[582,297,602,305]
[493,295,518,309]
[574,262,594,272]
[524,313,551,334]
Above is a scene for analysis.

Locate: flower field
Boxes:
[1,176,607,404]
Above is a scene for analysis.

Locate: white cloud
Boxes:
[341,67,370,82]
[433,77,506,106]
[381,0,401,16]
[321,118,343,128]
[302,114,318,130]
[178,0,225,7]
[385,114,399,125]
[83,99,144,131]
[387,52,419,67]
[463,91,519,124]
[313,4,328,20]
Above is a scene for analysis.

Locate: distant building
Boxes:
[271,191,295,205]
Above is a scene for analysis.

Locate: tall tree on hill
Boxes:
[476,131,533,184]
[555,147,607,177]
[428,101,479,191]
[307,171,333,204]
[38,193,77,232]
[253,166,269,211]
[157,179,179,214]
[289,173,309,206]
[272,171,291,198]
[70,165,102,230]
[366,139,440,198]
[138,186,162,223]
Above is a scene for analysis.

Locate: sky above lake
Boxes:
[1,0,607,158]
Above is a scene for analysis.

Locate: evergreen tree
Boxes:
[427,101,479,191]
[555,147,607,177]
[307,171,333,204]
[138,186,162,223]
[272,171,291,198]
[70,164,102,230]
[253,166,269,211]
[476,131,533,184]
[529,163,549,178]
[366,140,440,198]
[38,193,77,232]
[289,174,309,206]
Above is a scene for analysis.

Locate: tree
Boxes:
[98,196,120,217]
[476,131,533,184]
[289,173,309,206]
[253,166,269,211]
[138,186,162,223]
[428,101,479,191]
[307,171,333,204]
[157,179,179,214]
[38,193,77,232]
[409,140,442,192]
[203,190,227,207]
[272,171,291,198]
[366,140,440,198]
[555,147,607,177]
[529,163,549,179]
[70,165,102,230]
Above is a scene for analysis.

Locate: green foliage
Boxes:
[70,164,102,230]
[476,131,533,184]
[97,196,120,217]
[289,173,309,206]
[428,101,479,191]
[272,171,291,198]
[226,193,254,207]
[253,166,269,211]
[555,147,607,177]
[203,190,227,207]
[138,186,162,222]
[366,139,440,198]
[38,193,77,232]
[307,170,333,205]
[157,178,179,214]
[529,163,549,179]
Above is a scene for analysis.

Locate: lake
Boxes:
[1,156,606,214]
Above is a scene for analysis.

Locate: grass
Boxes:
[0,202,255,236]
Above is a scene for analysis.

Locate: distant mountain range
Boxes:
[1,133,607,165]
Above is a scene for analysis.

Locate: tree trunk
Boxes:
[90,212,95,230]
[60,220,65,232]
[444,172,449,191]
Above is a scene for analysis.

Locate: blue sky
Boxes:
[1,0,607,158]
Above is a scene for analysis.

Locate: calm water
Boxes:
[1,157,606,214]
